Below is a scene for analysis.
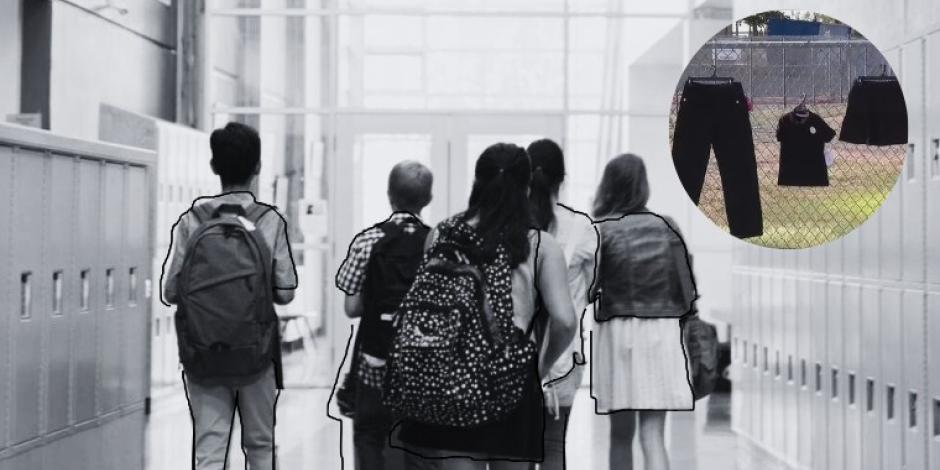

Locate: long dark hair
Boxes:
[592,153,650,218]
[465,143,533,267]
[527,139,566,231]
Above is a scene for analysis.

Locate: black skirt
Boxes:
[839,77,907,146]
[392,362,545,462]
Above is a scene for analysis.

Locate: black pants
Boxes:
[354,383,406,470]
[672,81,763,238]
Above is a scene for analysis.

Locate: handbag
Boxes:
[681,310,719,400]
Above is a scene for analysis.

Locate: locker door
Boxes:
[843,284,863,470]
[880,54,903,282]
[882,288,904,470]
[783,276,799,462]
[731,272,746,435]
[123,166,150,407]
[797,277,814,469]
[9,148,46,444]
[901,41,926,283]
[45,154,76,433]
[751,274,764,442]
[761,274,773,444]
[771,275,785,455]
[72,159,101,424]
[903,290,927,470]
[811,280,829,470]
[0,145,12,451]
[861,286,882,470]
[827,282,845,470]
[927,293,940,470]
[926,32,940,283]
[98,163,127,414]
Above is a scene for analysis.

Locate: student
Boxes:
[393,143,578,470]
[335,160,433,470]
[525,139,597,470]
[162,122,297,470]
[590,154,694,470]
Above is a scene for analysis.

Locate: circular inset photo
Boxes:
[669,10,907,248]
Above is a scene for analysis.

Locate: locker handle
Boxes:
[933,398,940,437]
[866,378,875,413]
[932,138,940,178]
[80,269,90,311]
[52,270,63,315]
[831,368,839,400]
[20,271,32,319]
[887,384,896,421]
[848,373,856,406]
[909,391,918,429]
[907,143,916,181]
[129,267,138,305]
[105,268,115,309]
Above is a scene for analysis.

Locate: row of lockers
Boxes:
[0,127,154,467]
[729,26,940,470]
[729,274,937,470]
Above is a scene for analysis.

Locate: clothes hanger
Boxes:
[687,64,734,85]
[858,64,898,83]
[793,93,810,119]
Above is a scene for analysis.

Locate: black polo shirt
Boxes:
[776,111,836,186]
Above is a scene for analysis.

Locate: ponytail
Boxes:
[527,139,566,231]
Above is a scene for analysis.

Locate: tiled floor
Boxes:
[145,366,787,470]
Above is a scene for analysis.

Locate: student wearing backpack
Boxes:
[161,122,297,470]
[590,154,695,470]
[335,161,433,470]
[525,139,597,470]
[385,143,578,470]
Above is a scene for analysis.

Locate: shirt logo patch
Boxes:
[809,126,817,135]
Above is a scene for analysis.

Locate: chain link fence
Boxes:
[669,36,906,248]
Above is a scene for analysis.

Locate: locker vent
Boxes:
[848,373,856,406]
[866,379,875,413]
[800,359,807,388]
[886,385,896,421]
[933,398,940,437]
[815,363,822,393]
[831,368,839,400]
[80,269,90,311]
[105,268,115,308]
[909,392,918,429]
[52,270,63,315]
[20,271,32,319]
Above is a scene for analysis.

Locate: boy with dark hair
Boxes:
[336,160,433,470]
[162,121,297,470]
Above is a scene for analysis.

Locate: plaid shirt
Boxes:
[334,212,426,295]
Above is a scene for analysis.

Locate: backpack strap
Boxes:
[191,203,214,224]
[245,203,274,225]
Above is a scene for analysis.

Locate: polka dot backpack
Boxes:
[382,215,536,427]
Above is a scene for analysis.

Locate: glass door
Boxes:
[448,114,566,214]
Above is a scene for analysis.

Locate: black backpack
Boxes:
[359,220,429,360]
[382,218,536,428]
[174,202,278,382]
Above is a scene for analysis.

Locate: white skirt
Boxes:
[591,317,693,412]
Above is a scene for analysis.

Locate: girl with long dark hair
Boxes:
[525,139,597,470]
[395,143,578,470]
[591,154,694,470]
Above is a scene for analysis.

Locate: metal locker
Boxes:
[44,154,76,433]
[825,231,844,276]
[859,215,881,279]
[72,159,101,424]
[761,274,774,444]
[738,273,755,439]
[881,288,904,470]
[0,145,11,452]
[797,277,814,469]
[901,41,926,283]
[843,227,860,277]
[9,148,46,444]
[902,290,927,470]
[861,286,882,470]
[809,243,826,274]
[123,166,149,407]
[770,275,785,455]
[782,276,799,462]
[926,31,940,283]
[751,274,764,441]
[810,279,829,470]
[98,163,127,414]
[843,284,863,470]
[827,281,845,470]
[730,272,746,435]
[927,292,940,470]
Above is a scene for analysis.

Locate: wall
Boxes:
[729,1,940,470]
[47,0,176,140]
[0,0,21,119]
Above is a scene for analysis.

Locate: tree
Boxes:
[741,10,789,35]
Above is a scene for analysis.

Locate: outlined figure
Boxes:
[588,154,696,470]
[160,122,298,470]
[525,139,599,470]
[384,143,578,469]
[332,161,433,470]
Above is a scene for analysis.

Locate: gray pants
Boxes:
[184,366,278,470]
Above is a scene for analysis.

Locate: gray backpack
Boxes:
[175,202,278,382]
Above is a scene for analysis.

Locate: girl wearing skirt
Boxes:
[590,154,695,470]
